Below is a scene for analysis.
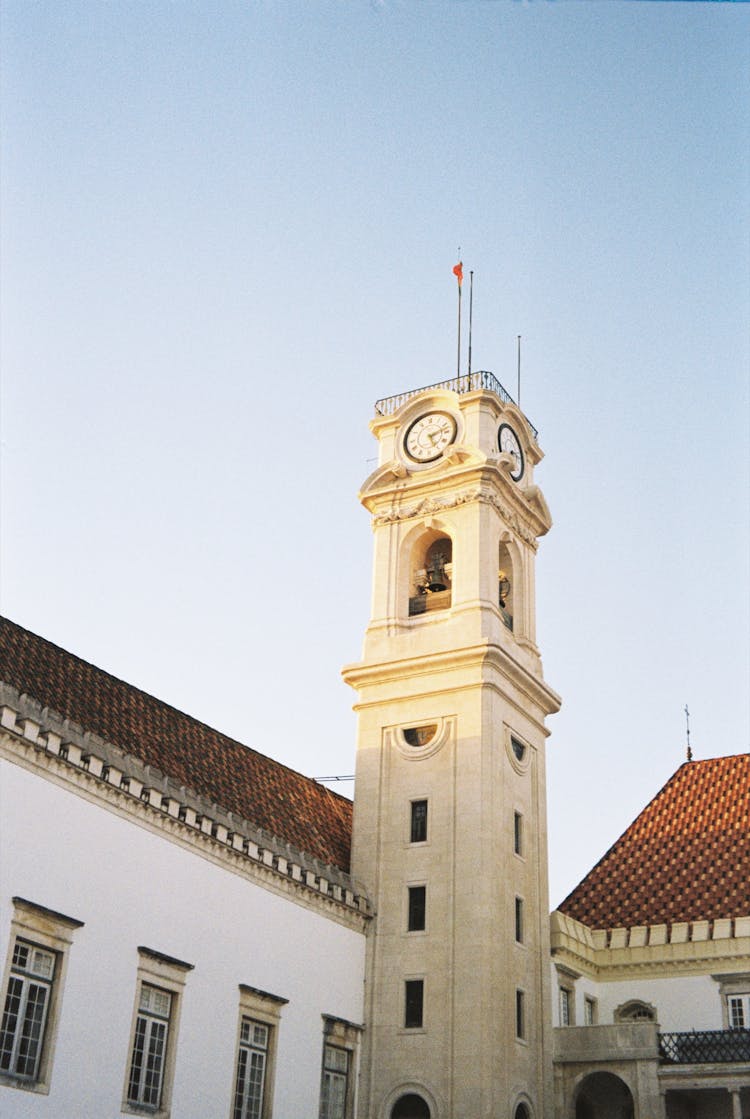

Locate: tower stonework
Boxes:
[344,374,561,1119]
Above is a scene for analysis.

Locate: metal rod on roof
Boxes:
[685,703,693,761]
[517,334,522,407]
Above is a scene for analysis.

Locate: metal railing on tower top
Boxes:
[374,370,539,443]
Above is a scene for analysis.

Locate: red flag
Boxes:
[453,261,463,286]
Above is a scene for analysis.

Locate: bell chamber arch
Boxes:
[408,529,453,617]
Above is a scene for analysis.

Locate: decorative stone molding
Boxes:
[0,686,371,930]
[550,910,750,979]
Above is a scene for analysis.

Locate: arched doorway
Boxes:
[575,1071,634,1119]
[390,1092,431,1119]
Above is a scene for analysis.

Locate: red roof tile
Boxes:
[0,617,353,873]
[558,754,750,929]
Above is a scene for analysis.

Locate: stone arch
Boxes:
[573,1071,634,1119]
[614,998,657,1023]
[496,531,525,636]
[512,1095,534,1119]
[390,1092,431,1119]
[406,524,454,617]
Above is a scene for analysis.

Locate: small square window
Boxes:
[404,980,424,1029]
[407,886,426,932]
[410,800,428,844]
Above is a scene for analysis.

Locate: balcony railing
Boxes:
[374,371,539,443]
[659,1029,750,1065]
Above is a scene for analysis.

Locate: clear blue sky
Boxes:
[1,1,748,907]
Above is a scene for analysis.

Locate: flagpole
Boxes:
[456,272,462,378]
[468,271,474,381]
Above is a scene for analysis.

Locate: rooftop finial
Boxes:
[685,703,693,761]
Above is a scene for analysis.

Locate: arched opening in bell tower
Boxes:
[498,540,515,631]
[390,1092,431,1119]
[408,531,453,617]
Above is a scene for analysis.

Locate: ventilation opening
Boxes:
[403,725,438,748]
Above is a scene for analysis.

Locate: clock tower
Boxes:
[343,372,560,1119]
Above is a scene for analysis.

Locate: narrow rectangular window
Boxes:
[0,940,55,1081]
[559,987,571,1027]
[728,995,749,1029]
[320,1044,349,1119]
[404,980,424,1029]
[127,983,172,1108]
[234,1018,269,1119]
[410,800,428,843]
[515,989,525,1040]
[408,886,426,932]
[514,897,524,944]
[513,811,523,856]
[584,996,596,1026]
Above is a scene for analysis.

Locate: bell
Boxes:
[426,552,447,592]
[498,573,511,608]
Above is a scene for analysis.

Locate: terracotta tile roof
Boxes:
[558,754,750,929]
[0,617,353,873]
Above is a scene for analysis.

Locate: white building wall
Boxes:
[0,760,366,1119]
[593,974,723,1032]
[550,962,724,1032]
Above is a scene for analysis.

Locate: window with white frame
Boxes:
[0,897,83,1093]
[233,1018,270,1119]
[232,984,286,1119]
[584,996,597,1025]
[559,987,572,1026]
[728,993,750,1029]
[319,1015,361,1119]
[123,947,193,1116]
[0,941,56,1081]
[320,1044,349,1119]
[127,984,172,1108]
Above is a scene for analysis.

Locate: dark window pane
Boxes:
[515,897,524,943]
[516,989,525,1039]
[408,886,426,932]
[410,801,428,843]
[514,811,523,855]
[405,980,424,1029]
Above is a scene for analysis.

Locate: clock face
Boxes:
[404,412,457,462]
[498,423,524,481]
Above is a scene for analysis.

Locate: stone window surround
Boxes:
[121,947,193,1119]
[320,1015,362,1119]
[233,984,288,1119]
[0,897,84,1096]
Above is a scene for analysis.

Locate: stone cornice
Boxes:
[362,463,551,547]
[0,687,371,933]
[550,909,750,980]
[343,639,561,726]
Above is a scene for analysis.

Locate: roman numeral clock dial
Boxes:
[498,422,524,481]
[404,411,457,462]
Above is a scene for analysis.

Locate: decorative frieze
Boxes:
[551,909,750,978]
